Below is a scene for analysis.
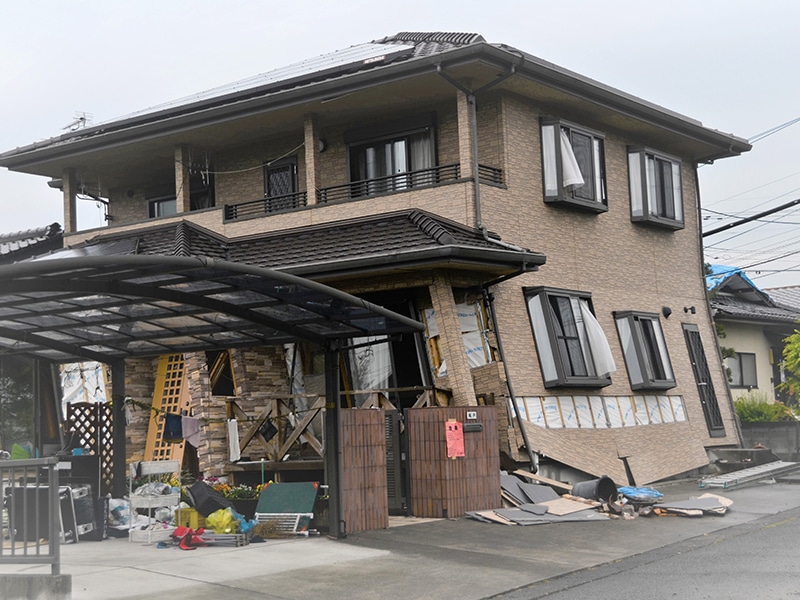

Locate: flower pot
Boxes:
[231,498,258,520]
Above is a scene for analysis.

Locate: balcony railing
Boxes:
[223,191,308,221]
[478,164,504,185]
[317,163,462,204]
[222,163,504,221]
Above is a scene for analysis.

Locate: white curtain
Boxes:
[560,130,585,188]
[578,300,616,377]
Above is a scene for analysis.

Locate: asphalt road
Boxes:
[490,505,800,600]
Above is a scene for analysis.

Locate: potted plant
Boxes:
[204,479,269,520]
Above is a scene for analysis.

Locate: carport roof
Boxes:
[0,254,424,364]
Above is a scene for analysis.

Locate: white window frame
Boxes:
[615,311,676,390]
[628,147,684,229]
[541,119,607,212]
[525,287,615,388]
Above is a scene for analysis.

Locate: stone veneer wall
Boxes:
[123,356,159,464]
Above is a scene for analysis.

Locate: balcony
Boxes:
[223,191,308,222]
[222,164,504,222]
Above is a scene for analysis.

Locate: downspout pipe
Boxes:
[438,59,537,470]
[436,62,519,247]
[483,287,538,472]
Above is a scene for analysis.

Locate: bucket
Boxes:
[572,475,617,502]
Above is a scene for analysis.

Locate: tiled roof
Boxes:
[0,223,62,264]
[764,286,800,312]
[64,210,541,278]
[712,295,800,324]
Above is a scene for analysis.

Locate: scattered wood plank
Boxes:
[513,469,573,493]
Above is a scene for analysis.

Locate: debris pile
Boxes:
[466,471,732,525]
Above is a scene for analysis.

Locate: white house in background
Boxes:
[708,266,800,404]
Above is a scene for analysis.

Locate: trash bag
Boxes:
[231,509,256,534]
[206,507,238,533]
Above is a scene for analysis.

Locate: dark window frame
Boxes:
[263,156,298,198]
[148,195,177,219]
[541,118,607,213]
[524,286,613,389]
[727,351,758,388]
[614,311,676,391]
[628,147,684,230]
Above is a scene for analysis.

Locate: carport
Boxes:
[0,253,424,537]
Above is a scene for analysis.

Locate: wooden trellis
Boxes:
[144,354,192,464]
[66,401,114,495]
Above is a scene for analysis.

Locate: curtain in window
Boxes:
[579,300,616,377]
[560,130,585,188]
[349,336,392,405]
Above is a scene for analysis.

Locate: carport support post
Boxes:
[111,360,127,498]
[324,343,344,538]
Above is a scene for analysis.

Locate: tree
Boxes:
[782,327,800,403]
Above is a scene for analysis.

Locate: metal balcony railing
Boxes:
[223,191,308,221]
[222,163,504,221]
[317,164,462,204]
[1,457,61,575]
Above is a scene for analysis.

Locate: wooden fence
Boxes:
[406,406,500,518]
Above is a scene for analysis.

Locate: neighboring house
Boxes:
[0,224,64,456]
[708,265,800,404]
[0,32,751,496]
[0,222,62,262]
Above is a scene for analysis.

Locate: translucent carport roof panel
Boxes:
[0,255,423,363]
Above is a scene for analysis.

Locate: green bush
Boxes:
[734,393,797,422]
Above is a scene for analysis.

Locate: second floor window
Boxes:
[541,119,607,212]
[349,128,434,196]
[628,147,684,229]
[727,352,757,388]
[264,157,297,198]
[525,287,616,388]
[148,196,176,218]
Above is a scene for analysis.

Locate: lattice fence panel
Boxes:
[144,354,191,464]
[66,401,114,495]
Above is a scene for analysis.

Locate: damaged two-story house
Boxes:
[0,32,751,528]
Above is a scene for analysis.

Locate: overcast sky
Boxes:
[2,0,798,289]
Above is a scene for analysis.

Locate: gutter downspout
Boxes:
[439,57,538,471]
[483,287,538,472]
[436,62,522,250]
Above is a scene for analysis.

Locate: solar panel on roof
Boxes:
[108,42,415,124]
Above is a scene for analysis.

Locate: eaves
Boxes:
[0,44,749,170]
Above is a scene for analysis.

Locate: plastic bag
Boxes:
[206,507,238,533]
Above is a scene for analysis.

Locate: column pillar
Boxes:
[62,167,78,233]
[304,114,321,205]
[429,273,477,407]
[175,144,191,212]
[111,360,127,498]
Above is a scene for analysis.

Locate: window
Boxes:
[148,196,177,219]
[541,119,607,212]
[628,147,684,229]
[615,312,676,390]
[727,352,757,388]
[348,126,435,197]
[264,157,297,198]
[525,287,616,388]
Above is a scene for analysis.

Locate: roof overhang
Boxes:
[0,43,750,179]
[0,254,424,364]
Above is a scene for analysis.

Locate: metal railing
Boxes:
[223,191,308,221]
[222,163,505,221]
[1,457,61,575]
[317,164,461,204]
